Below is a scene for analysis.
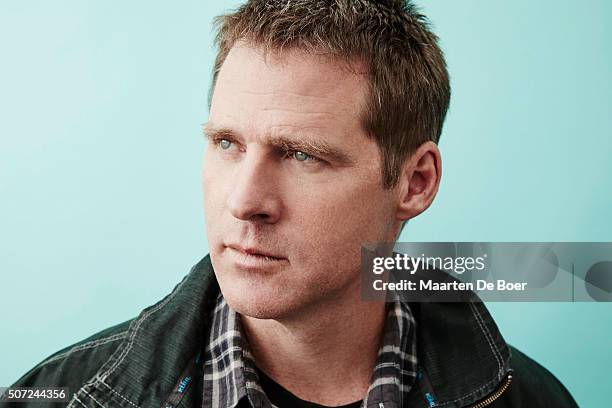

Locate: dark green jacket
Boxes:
[4,255,578,407]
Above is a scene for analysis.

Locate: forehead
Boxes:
[209,43,370,145]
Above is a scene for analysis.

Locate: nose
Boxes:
[226,149,282,224]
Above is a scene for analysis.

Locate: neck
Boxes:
[240,285,387,406]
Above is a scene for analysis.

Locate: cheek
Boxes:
[288,182,393,265]
[297,181,391,231]
[202,157,227,225]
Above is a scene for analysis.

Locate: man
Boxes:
[6,1,578,407]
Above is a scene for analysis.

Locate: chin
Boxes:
[212,263,293,319]
[220,282,298,320]
[210,249,296,318]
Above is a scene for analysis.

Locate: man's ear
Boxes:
[396,141,442,221]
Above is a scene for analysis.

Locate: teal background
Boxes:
[1,1,610,406]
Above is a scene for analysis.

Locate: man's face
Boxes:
[204,43,399,319]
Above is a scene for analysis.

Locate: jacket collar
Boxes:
[69,255,511,408]
[404,301,512,407]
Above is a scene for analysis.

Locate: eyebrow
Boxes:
[202,122,355,166]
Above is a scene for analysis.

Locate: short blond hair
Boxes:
[210,0,450,189]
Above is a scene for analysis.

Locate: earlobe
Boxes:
[396,141,442,221]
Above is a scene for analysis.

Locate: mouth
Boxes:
[225,243,288,269]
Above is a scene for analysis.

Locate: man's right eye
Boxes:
[218,139,232,150]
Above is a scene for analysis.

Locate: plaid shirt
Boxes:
[202,293,418,408]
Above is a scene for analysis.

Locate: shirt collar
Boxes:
[202,293,418,408]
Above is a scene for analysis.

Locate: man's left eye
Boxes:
[291,151,317,162]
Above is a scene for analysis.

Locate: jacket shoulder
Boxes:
[9,318,134,391]
[500,345,578,407]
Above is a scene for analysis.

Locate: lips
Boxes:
[226,244,288,268]
[225,243,288,271]
[226,243,287,261]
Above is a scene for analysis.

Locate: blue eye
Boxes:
[293,151,313,162]
[219,139,232,150]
